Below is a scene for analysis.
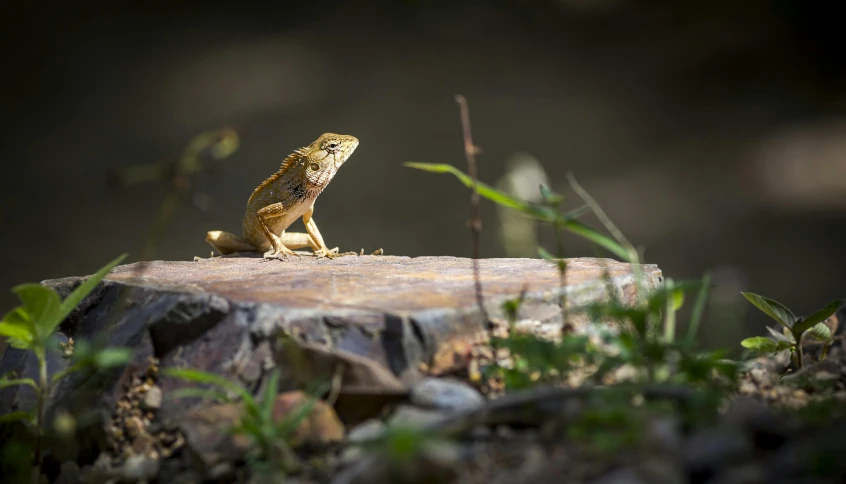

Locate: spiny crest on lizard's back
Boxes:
[249,133,359,203]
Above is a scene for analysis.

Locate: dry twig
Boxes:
[455,95,489,324]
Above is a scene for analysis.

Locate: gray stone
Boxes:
[410,377,485,412]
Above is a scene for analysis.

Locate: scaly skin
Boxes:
[206,133,359,259]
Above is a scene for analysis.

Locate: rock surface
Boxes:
[0,255,662,482]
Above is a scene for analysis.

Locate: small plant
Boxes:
[740,293,844,368]
[164,367,326,478]
[0,253,130,483]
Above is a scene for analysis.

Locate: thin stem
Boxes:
[820,342,831,362]
[32,353,47,484]
[554,220,568,330]
[455,95,488,325]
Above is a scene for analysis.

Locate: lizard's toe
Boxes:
[313,247,339,259]
[264,247,298,260]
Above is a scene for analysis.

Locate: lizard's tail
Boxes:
[206,231,256,255]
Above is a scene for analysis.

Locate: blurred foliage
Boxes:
[0,254,132,483]
[164,366,327,479]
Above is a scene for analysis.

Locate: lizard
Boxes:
[205,132,359,259]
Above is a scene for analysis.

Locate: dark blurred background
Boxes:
[2,1,845,348]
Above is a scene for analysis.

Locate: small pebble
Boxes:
[410,377,485,412]
[142,385,163,410]
[120,454,160,481]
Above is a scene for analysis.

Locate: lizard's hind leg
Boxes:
[279,232,317,250]
[206,231,256,255]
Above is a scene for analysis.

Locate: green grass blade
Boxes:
[162,367,254,404]
[56,254,128,329]
[559,219,630,261]
[404,162,552,219]
[0,378,37,390]
[260,370,281,425]
[686,272,712,342]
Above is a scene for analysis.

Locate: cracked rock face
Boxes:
[0,255,661,469]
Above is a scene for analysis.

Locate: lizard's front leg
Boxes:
[302,206,352,259]
[256,203,298,259]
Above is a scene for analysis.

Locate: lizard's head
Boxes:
[300,133,359,188]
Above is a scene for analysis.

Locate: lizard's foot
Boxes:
[264,247,299,260]
[312,247,357,259]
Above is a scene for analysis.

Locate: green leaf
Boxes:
[741,336,792,353]
[11,284,61,338]
[741,292,797,329]
[793,299,845,336]
[0,411,34,425]
[92,348,133,369]
[0,321,34,348]
[55,254,128,328]
[804,322,832,342]
[765,326,794,343]
[0,378,37,390]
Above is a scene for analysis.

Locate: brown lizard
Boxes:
[206,133,359,259]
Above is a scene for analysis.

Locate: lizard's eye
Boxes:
[325,141,341,152]
[309,162,320,171]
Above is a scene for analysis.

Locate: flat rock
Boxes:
[0,255,661,434]
[106,255,659,314]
